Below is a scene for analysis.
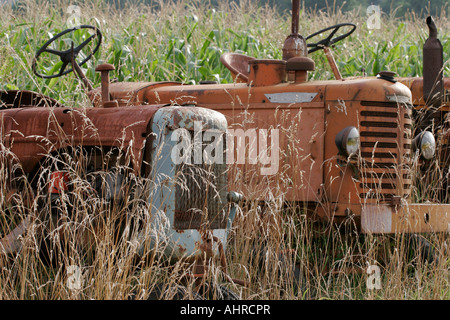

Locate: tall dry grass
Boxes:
[0,0,449,300]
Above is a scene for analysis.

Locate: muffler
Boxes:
[423,16,443,107]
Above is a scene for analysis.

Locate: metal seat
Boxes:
[220,52,256,83]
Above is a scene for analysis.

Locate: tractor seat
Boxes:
[220,52,256,83]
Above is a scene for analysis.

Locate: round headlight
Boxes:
[335,126,360,156]
[413,131,435,160]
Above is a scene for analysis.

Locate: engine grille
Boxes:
[174,132,228,230]
[358,100,412,203]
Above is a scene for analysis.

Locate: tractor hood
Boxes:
[2,103,164,174]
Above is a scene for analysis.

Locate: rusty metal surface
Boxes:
[397,77,450,109]
[95,63,115,105]
[4,7,449,251]
[423,16,444,107]
[73,59,94,92]
[87,81,180,107]
[0,90,64,109]
[141,77,412,108]
[323,47,342,80]
[147,106,231,259]
[135,74,433,233]
[285,56,315,72]
[140,78,413,207]
[220,52,255,83]
[82,57,423,231]
[2,98,239,277]
[3,104,164,174]
[248,59,286,86]
[282,0,308,61]
[323,93,412,219]
[361,203,450,234]
[142,83,326,202]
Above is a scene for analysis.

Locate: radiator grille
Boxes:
[174,132,228,230]
[358,100,412,203]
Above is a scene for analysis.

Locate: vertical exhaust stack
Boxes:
[283,0,315,82]
[423,16,443,107]
[282,0,308,61]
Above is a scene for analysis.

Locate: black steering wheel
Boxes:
[306,23,356,54]
[32,25,102,79]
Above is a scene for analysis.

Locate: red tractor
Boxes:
[1,0,448,298]
[0,25,243,298]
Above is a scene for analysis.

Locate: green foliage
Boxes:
[98,0,449,17]
[0,0,448,105]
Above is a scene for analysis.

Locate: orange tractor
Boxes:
[0,0,448,295]
[304,13,450,203]
[79,1,447,235]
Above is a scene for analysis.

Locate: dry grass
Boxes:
[0,0,449,300]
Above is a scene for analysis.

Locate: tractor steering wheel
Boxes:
[32,25,102,79]
[306,23,356,54]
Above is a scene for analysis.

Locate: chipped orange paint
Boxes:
[2,103,164,175]
[3,0,449,239]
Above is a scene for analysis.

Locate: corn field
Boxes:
[0,0,449,301]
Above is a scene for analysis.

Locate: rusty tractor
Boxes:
[305,13,450,202]
[0,25,244,298]
[67,0,449,235]
[1,0,449,298]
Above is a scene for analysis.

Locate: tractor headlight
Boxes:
[412,131,435,160]
[335,126,360,157]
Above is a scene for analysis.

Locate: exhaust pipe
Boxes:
[282,0,307,60]
[423,16,443,107]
